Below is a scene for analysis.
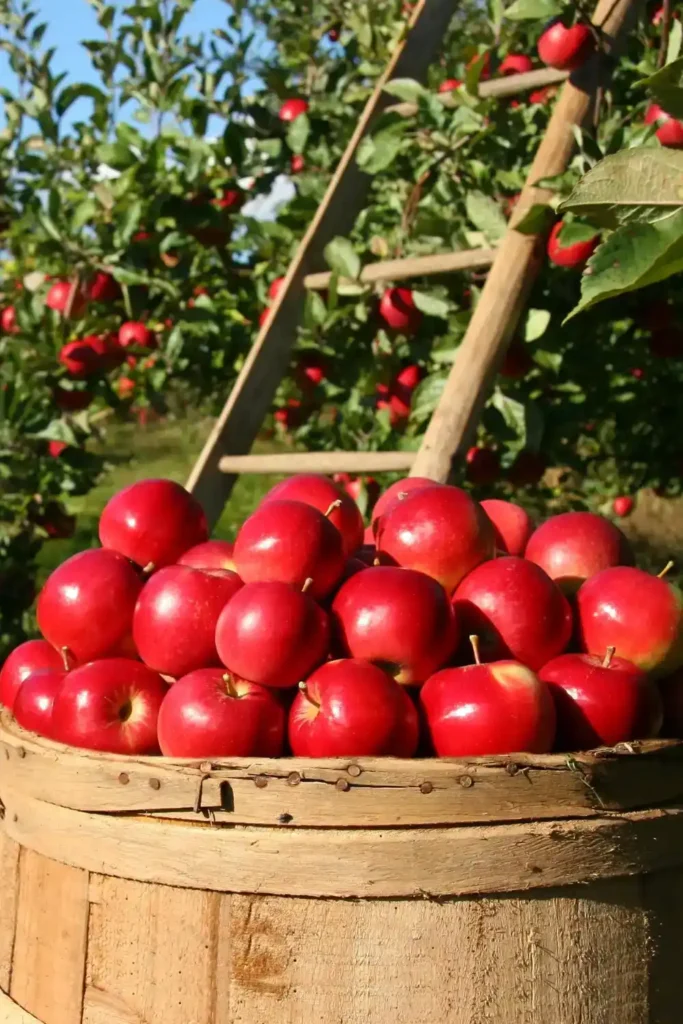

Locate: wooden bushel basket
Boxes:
[1,711,683,1024]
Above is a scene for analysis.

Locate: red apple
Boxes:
[54,386,93,412]
[480,498,534,556]
[99,478,209,570]
[295,353,326,390]
[12,667,66,738]
[500,338,533,378]
[537,19,593,71]
[234,500,345,599]
[59,339,104,378]
[261,474,363,556]
[216,580,329,688]
[48,440,69,458]
[613,496,634,518]
[274,398,304,428]
[37,549,142,664]
[465,445,500,486]
[378,287,422,334]
[117,376,135,398]
[420,640,556,756]
[539,649,662,750]
[133,565,243,679]
[177,539,235,571]
[525,511,633,593]
[87,271,120,303]
[547,220,599,267]
[376,484,494,594]
[46,280,85,316]
[119,321,155,350]
[51,659,167,754]
[291,154,306,173]
[1,306,17,333]
[157,669,285,758]
[452,556,572,670]
[0,639,66,710]
[371,476,439,529]
[645,103,683,148]
[332,566,458,684]
[576,566,683,677]
[498,53,533,75]
[279,98,309,122]
[391,687,420,757]
[268,276,286,301]
[438,78,462,93]
[289,659,404,757]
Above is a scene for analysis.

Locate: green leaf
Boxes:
[286,113,310,155]
[410,372,448,422]
[566,208,683,319]
[668,19,683,65]
[71,198,97,231]
[557,220,599,245]
[640,57,683,119]
[38,212,61,243]
[305,291,328,327]
[116,200,143,246]
[466,191,507,243]
[559,148,683,227]
[514,202,554,235]
[95,142,135,169]
[383,78,427,103]
[324,237,361,280]
[491,390,544,450]
[356,126,405,175]
[56,83,107,119]
[504,0,561,20]
[412,292,450,318]
[524,308,551,342]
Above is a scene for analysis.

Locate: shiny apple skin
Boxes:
[480,498,534,556]
[51,659,167,754]
[216,580,330,688]
[233,499,345,599]
[289,659,404,757]
[177,540,235,571]
[261,474,363,557]
[376,484,494,594]
[420,661,556,756]
[576,567,683,677]
[37,549,143,664]
[453,556,572,671]
[0,639,65,709]
[133,566,243,678]
[525,511,633,593]
[391,687,420,757]
[157,669,285,757]
[371,477,440,529]
[99,478,209,569]
[332,566,458,684]
[13,668,66,738]
[539,652,662,750]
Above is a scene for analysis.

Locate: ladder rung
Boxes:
[218,451,416,475]
[386,67,569,119]
[304,247,495,291]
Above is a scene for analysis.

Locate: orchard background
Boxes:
[0,0,681,656]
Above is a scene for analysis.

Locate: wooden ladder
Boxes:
[186,0,640,528]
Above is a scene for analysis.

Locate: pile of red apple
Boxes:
[1,473,682,761]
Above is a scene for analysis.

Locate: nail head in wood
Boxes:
[287,772,302,786]
[118,772,130,786]
[254,776,268,789]
[336,778,351,792]
[278,813,293,824]
[17,746,25,759]
[347,764,362,778]
[459,775,474,789]
[149,778,161,791]
[420,781,433,795]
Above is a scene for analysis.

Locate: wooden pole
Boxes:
[303,246,495,291]
[218,451,416,475]
[410,0,643,482]
[186,0,458,527]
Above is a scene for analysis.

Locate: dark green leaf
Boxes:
[383,78,427,103]
[466,191,507,243]
[504,0,561,19]
[324,237,361,280]
[286,113,310,155]
[640,57,683,119]
[514,202,554,235]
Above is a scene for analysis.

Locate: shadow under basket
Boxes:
[1,710,683,1023]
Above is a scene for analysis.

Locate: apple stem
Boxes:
[302,577,314,593]
[323,499,343,518]
[142,561,156,577]
[60,646,73,672]
[222,673,238,699]
[469,635,482,666]
[602,646,616,669]
[298,680,320,708]
[658,560,675,579]
[373,556,381,567]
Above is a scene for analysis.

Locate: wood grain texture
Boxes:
[0,831,20,992]
[4,791,683,899]
[303,247,495,291]
[0,990,43,1024]
[185,0,458,526]
[410,0,641,481]
[10,851,89,1024]
[83,876,220,1024]
[2,714,683,826]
